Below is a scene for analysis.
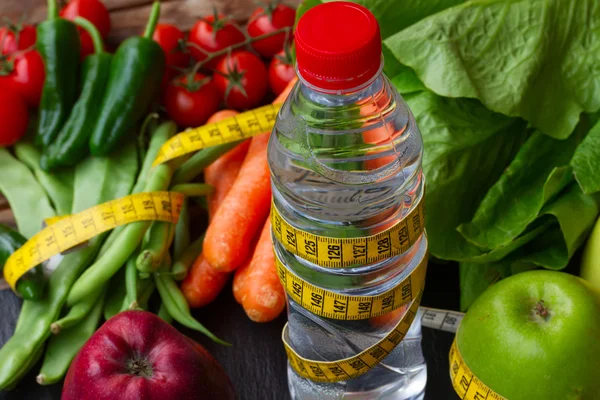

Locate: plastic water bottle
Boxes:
[268,2,427,399]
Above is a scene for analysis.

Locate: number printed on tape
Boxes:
[271,195,425,268]
[3,191,184,290]
[283,291,423,383]
[152,104,281,166]
[449,339,507,400]
[275,251,427,320]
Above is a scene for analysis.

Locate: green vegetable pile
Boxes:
[300,0,600,310]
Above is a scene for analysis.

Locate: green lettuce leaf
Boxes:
[457,132,580,250]
[571,120,600,194]
[512,183,600,269]
[384,0,600,139]
[404,91,526,261]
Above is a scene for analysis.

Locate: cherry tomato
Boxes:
[268,49,295,96]
[214,51,268,110]
[0,50,45,107]
[163,73,221,128]
[60,0,111,58]
[188,14,245,69]
[0,24,36,55]
[0,89,29,146]
[247,4,295,58]
[153,24,189,71]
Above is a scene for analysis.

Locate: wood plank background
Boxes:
[0,0,302,225]
[1,0,303,47]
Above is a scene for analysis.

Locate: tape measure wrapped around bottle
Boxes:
[271,194,429,383]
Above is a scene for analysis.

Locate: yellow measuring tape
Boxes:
[282,290,423,383]
[152,104,281,166]
[449,339,507,400]
[3,191,184,289]
[276,251,427,320]
[271,195,425,268]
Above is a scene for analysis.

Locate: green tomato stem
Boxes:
[47,0,58,20]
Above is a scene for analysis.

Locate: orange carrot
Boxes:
[236,219,286,322]
[203,131,271,271]
[207,109,240,124]
[181,255,231,308]
[232,258,251,304]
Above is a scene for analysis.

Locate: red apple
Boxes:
[62,310,235,400]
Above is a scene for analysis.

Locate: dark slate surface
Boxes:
[0,262,459,400]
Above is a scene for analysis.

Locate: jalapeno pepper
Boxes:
[0,224,46,300]
[88,1,165,156]
[35,0,81,148]
[41,17,112,170]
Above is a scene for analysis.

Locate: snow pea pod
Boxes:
[37,286,106,385]
[0,149,55,238]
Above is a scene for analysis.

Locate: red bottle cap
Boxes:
[295,2,382,91]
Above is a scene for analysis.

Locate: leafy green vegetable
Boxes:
[572,120,600,194]
[385,0,600,139]
[511,183,600,269]
[404,91,526,261]
[457,132,580,250]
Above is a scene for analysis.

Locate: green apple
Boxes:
[457,270,600,400]
[581,217,600,292]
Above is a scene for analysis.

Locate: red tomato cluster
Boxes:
[0,0,110,146]
[155,4,297,128]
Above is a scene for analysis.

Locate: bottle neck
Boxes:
[295,59,385,104]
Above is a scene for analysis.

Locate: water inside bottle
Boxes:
[268,72,428,399]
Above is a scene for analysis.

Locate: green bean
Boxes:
[50,285,104,334]
[133,119,175,194]
[137,277,156,310]
[172,235,204,281]
[13,142,73,216]
[136,221,175,273]
[0,239,101,389]
[67,145,176,306]
[103,267,126,321]
[173,199,190,260]
[123,254,138,310]
[171,141,241,185]
[157,303,173,324]
[170,183,214,197]
[0,149,56,238]
[154,269,229,346]
[37,287,106,385]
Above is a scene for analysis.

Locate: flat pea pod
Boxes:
[0,224,46,300]
[173,199,190,260]
[154,267,228,345]
[0,238,102,390]
[35,0,81,148]
[41,17,113,170]
[172,235,204,281]
[50,284,104,334]
[37,287,106,385]
[13,142,73,216]
[0,149,56,238]
[171,141,242,185]
[67,124,176,306]
[88,2,165,156]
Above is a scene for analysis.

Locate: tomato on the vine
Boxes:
[0,89,29,146]
[268,49,295,96]
[214,51,268,110]
[247,4,295,58]
[0,24,36,55]
[188,13,245,69]
[153,24,189,72]
[163,73,221,128]
[0,50,45,107]
[60,0,111,58]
